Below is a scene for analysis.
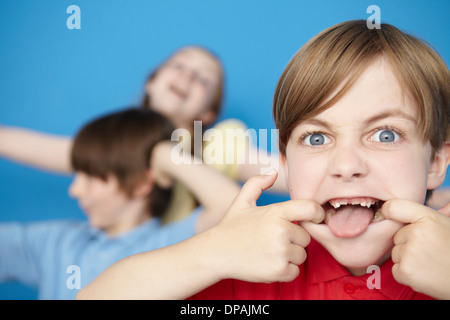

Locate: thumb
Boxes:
[231,170,278,209]
[381,199,439,224]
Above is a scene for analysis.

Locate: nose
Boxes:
[329,142,368,182]
[68,174,84,198]
[177,68,196,86]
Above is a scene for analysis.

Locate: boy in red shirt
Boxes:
[77,20,450,300]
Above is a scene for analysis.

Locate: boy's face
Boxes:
[282,59,440,273]
[146,47,221,128]
[69,172,141,236]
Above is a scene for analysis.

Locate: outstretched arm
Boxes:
[0,125,72,174]
[76,172,324,299]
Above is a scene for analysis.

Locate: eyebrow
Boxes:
[302,109,417,129]
[363,109,417,125]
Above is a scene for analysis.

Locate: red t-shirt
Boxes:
[189,238,434,300]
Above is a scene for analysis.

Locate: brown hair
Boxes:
[273,20,449,156]
[71,108,174,218]
[141,45,225,123]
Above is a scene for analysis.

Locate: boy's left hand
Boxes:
[381,199,450,300]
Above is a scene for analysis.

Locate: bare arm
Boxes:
[0,125,73,174]
[151,141,241,232]
[76,227,224,300]
[76,172,324,300]
[77,174,324,299]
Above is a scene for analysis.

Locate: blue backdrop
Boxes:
[0,0,449,299]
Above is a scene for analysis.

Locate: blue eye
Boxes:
[304,133,330,146]
[371,129,400,143]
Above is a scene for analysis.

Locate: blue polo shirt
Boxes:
[0,208,201,299]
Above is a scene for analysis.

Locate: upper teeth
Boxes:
[329,199,378,209]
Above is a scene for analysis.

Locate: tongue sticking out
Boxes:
[327,205,374,238]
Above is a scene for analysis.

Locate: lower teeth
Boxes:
[372,210,385,222]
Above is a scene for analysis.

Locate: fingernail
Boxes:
[263,169,277,176]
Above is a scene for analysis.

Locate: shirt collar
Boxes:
[88,218,161,242]
[306,238,414,300]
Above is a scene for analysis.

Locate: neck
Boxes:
[104,199,153,237]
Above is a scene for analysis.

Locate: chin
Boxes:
[87,216,105,230]
[325,236,393,269]
[301,219,403,270]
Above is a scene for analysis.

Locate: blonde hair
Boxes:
[274,20,449,156]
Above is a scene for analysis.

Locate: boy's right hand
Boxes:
[208,170,324,283]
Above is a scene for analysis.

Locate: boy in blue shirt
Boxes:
[0,108,239,299]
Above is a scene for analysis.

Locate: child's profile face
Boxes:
[282,59,438,274]
[68,172,135,236]
[146,47,221,128]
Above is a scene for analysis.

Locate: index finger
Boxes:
[265,199,325,224]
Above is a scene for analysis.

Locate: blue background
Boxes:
[0,0,448,299]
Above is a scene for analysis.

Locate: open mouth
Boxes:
[169,85,188,100]
[321,197,386,238]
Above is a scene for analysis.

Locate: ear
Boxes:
[280,153,287,170]
[132,170,155,198]
[279,153,289,188]
[427,142,450,190]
